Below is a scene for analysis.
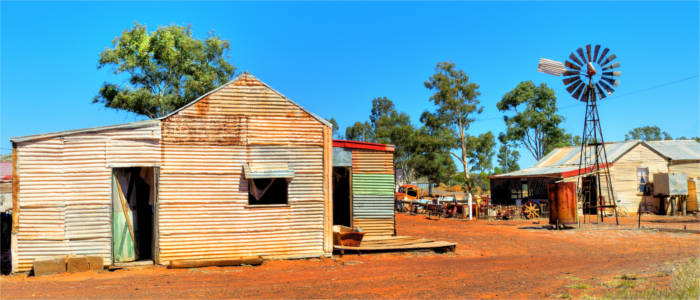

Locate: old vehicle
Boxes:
[395,184,427,213]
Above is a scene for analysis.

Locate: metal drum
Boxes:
[548,182,578,225]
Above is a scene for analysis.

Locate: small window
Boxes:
[248,178,288,205]
[407,188,418,197]
[636,167,650,195]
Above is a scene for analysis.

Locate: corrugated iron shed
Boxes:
[333,140,395,236]
[9,73,334,273]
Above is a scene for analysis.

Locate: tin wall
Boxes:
[350,150,394,236]
[14,123,160,272]
[159,74,331,263]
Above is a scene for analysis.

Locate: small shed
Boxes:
[332,140,395,236]
[9,73,334,273]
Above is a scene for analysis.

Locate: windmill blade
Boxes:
[566,80,583,94]
[602,61,621,71]
[585,44,592,62]
[572,83,585,99]
[593,45,601,63]
[597,48,610,64]
[603,71,621,77]
[569,53,584,66]
[565,61,581,70]
[601,76,621,87]
[576,48,588,64]
[580,85,591,102]
[599,80,615,94]
[563,76,581,85]
[563,70,580,76]
[601,53,617,67]
[537,58,566,75]
[595,83,607,99]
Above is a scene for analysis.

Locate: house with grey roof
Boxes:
[490,140,700,214]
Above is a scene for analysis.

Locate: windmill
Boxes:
[537,44,620,225]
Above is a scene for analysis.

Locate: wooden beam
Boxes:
[11,144,19,234]
[322,127,333,254]
[169,256,263,269]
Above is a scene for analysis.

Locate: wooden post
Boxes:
[11,145,19,234]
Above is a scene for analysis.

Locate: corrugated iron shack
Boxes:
[9,73,334,273]
[332,140,395,236]
[490,140,700,214]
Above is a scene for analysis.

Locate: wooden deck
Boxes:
[333,235,456,255]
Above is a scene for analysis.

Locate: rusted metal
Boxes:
[12,122,161,272]
[158,73,331,264]
[11,145,18,234]
[548,182,577,225]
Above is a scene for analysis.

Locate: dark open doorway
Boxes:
[112,167,156,263]
[582,175,598,215]
[333,167,351,227]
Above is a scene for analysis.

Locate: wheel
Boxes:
[523,201,541,219]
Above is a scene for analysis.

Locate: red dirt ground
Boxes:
[2,214,699,299]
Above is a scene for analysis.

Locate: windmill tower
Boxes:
[537,44,621,225]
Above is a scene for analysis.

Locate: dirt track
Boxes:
[2,214,699,299]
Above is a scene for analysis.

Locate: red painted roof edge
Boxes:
[560,163,612,178]
[332,139,395,152]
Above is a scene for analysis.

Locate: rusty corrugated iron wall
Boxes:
[12,122,161,272]
[158,73,332,263]
[350,149,395,236]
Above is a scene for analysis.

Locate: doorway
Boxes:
[112,167,156,263]
[332,167,352,227]
[582,175,598,215]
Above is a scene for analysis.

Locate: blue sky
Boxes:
[2,1,698,169]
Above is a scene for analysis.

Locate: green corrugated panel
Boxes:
[352,173,394,195]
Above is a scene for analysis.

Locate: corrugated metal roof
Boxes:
[492,165,579,178]
[533,140,639,168]
[10,120,159,143]
[646,140,700,161]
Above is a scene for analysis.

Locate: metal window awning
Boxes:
[244,163,294,179]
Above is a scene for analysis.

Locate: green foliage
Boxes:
[497,81,577,160]
[424,61,483,182]
[466,132,496,173]
[409,127,456,186]
[625,126,672,141]
[0,154,11,162]
[677,136,700,142]
[369,97,395,126]
[345,121,375,142]
[328,117,341,139]
[94,23,236,118]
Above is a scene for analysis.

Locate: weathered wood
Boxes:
[333,235,457,252]
[168,256,263,269]
[11,145,18,234]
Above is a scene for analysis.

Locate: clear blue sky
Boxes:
[2,1,698,169]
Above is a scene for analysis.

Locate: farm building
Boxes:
[490,140,700,214]
[8,73,334,273]
[332,140,395,236]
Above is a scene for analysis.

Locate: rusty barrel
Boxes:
[548,182,578,225]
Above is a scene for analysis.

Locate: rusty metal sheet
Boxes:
[352,149,394,174]
[14,122,161,272]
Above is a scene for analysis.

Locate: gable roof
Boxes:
[532,140,640,169]
[159,72,332,127]
[645,140,700,161]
